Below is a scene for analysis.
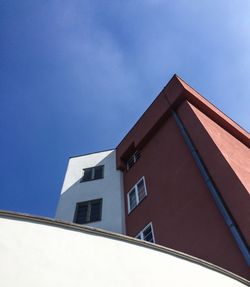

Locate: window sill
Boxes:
[80,177,104,183]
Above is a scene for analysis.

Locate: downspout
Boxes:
[171,109,250,267]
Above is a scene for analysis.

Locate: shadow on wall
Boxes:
[55,151,124,232]
[56,153,111,217]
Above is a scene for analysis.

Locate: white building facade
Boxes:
[56,149,125,234]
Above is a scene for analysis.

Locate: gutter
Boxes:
[171,110,250,267]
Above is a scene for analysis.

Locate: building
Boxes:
[56,75,250,279]
[56,149,125,234]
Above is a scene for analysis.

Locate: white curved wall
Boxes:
[0,215,247,287]
[56,150,124,233]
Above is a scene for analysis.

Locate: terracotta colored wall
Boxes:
[178,102,250,245]
[185,102,250,192]
[120,107,249,279]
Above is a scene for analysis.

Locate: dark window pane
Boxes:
[143,226,153,242]
[74,199,102,224]
[129,188,137,211]
[136,234,142,240]
[134,151,140,161]
[94,166,104,180]
[80,166,104,182]
[127,156,135,170]
[126,151,140,170]
[80,168,92,182]
[75,204,88,224]
[90,200,102,222]
[144,233,153,242]
[137,179,146,202]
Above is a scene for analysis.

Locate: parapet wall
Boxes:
[0,211,248,287]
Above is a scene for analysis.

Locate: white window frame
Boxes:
[127,176,147,213]
[136,222,155,243]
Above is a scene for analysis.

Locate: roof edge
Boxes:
[69,148,115,159]
[174,75,249,147]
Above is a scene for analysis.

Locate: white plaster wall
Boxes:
[56,150,125,233]
[0,216,246,287]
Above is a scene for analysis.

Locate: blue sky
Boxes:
[0,0,249,218]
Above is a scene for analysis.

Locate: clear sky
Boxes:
[0,1,249,218]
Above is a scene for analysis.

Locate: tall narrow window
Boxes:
[126,151,140,170]
[137,178,146,202]
[136,223,155,243]
[127,177,147,213]
[74,199,102,224]
[129,188,137,211]
[80,165,104,182]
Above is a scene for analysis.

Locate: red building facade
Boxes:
[116,75,250,279]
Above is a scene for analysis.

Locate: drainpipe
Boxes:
[171,110,250,267]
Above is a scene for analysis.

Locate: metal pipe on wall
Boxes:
[171,110,250,267]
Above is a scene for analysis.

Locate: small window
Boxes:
[127,177,147,213]
[74,199,102,224]
[126,151,140,170]
[80,165,104,182]
[136,223,155,243]
[129,188,137,211]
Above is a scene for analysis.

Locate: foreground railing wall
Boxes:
[0,211,248,287]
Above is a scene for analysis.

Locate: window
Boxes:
[127,177,147,213]
[126,151,140,170]
[136,223,155,243]
[74,199,102,224]
[80,165,104,182]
